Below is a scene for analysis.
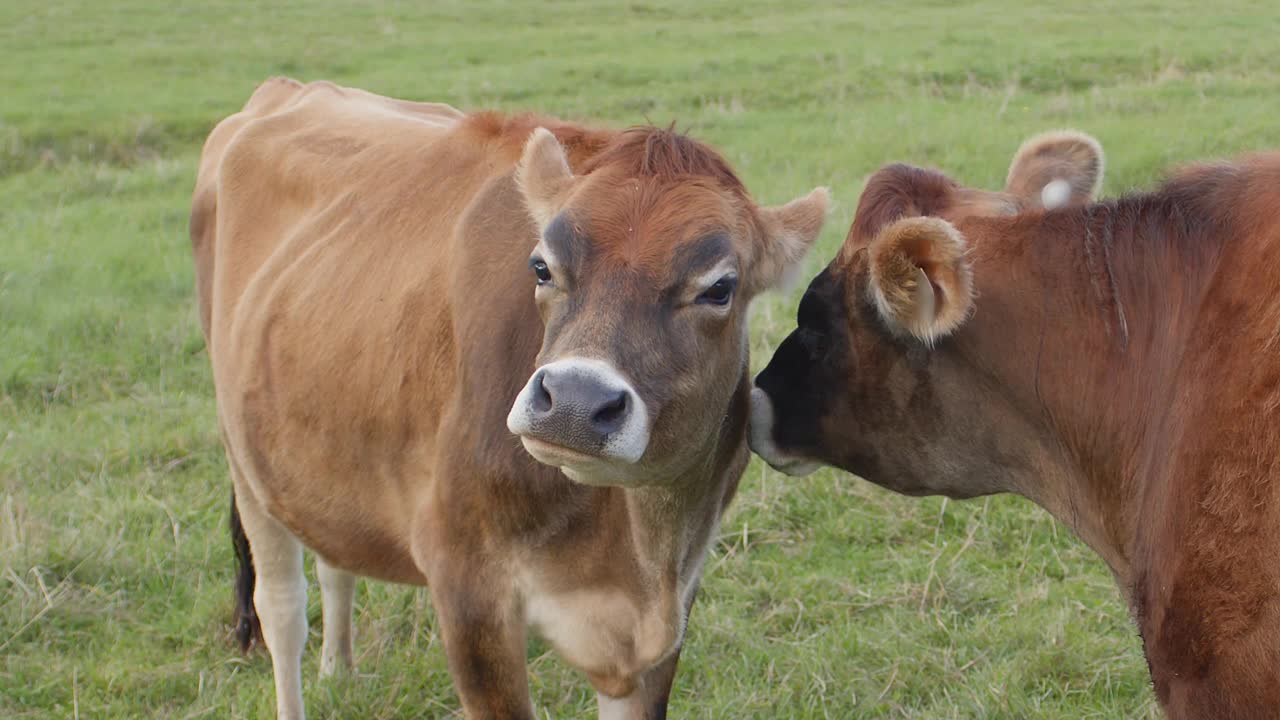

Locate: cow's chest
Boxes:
[518,568,692,694]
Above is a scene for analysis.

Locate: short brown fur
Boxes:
[753,138,1280,719]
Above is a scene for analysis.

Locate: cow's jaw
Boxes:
[747,387,820,476]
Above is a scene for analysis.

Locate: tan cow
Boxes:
[750,133,1280,717]
[190,77,827,719]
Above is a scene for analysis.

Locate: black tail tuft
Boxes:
[230,490,262,652]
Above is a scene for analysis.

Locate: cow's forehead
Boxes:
[553,174,752,274]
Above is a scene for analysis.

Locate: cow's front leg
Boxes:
[429,567,533,719]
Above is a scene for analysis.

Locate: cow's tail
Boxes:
[230,489,262,652]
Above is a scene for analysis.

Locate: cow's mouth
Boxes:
[519,436,600,466]
[519,435,647,487]
[760,454,821,477]
[747,387,821,477]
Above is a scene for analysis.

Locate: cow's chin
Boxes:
[747,388,822,477]
[518,436,650,487]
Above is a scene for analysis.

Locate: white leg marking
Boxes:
[237,496,308,720]
[316,557,355,678]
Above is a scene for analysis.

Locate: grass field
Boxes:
[4,1,1280,717]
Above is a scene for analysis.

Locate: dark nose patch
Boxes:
[531,372,553,413]
[588,388,629,435]
[528,366,635,454]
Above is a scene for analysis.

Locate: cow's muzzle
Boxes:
[507,358,650,466]
[747,387,820,477]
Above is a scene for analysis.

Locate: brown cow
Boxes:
[190,77,828,719]
[750,133,1280,717]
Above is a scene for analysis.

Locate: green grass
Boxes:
[4,1,1278,717]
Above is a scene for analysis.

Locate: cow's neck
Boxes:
[619,483,712,588]
[616,377,748,584]
[958,210,1222,586]
[518,381,746,696]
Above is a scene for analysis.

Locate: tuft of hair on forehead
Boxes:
[578,125,752,202]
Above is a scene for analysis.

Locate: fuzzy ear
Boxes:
[868,216,974,342]
[516,127,574,228]
[752,187,830,292]
[1005,130,1104,209]
[846,164,959,250]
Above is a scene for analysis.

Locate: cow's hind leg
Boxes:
[235,486,308,720]
[315,557,355,677]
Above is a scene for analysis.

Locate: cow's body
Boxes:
[193,77,826,719]
[751,141,1280,717]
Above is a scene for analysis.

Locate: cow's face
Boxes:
[749,222,996,497]
[750,131,1103,496]
[507,128,827,486]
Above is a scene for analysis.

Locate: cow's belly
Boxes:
[289,508,427,586]
[211,212,457,585]
[215,298,437,588]
[222,395,431,585]
[265,473,427,586]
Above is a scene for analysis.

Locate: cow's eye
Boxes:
[529,257,552,286]
[697,276,737,306]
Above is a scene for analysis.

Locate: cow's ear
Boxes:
[752,187,830,293]
[868,216,973,343]
[1005,130,1104,209]
[846,164,959,250]
[516,127,574,228]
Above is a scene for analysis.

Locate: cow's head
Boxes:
[508,127,828,486]
[749,131,1103,495]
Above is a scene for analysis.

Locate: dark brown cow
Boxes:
[750,133,1280,718]
[191,77,828,719]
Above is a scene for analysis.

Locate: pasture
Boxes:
[3,1,1279,717]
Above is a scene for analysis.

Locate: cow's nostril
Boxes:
[531,371,553,414]
[512,361,651,463]
[591,390,629,435]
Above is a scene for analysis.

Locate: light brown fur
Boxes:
[194,77,825,719]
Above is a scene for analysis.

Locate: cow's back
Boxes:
[194,79,539,581]
[191,78,465,337]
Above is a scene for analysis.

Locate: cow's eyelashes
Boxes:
[529,257,553,286]
[696,275,737,306]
